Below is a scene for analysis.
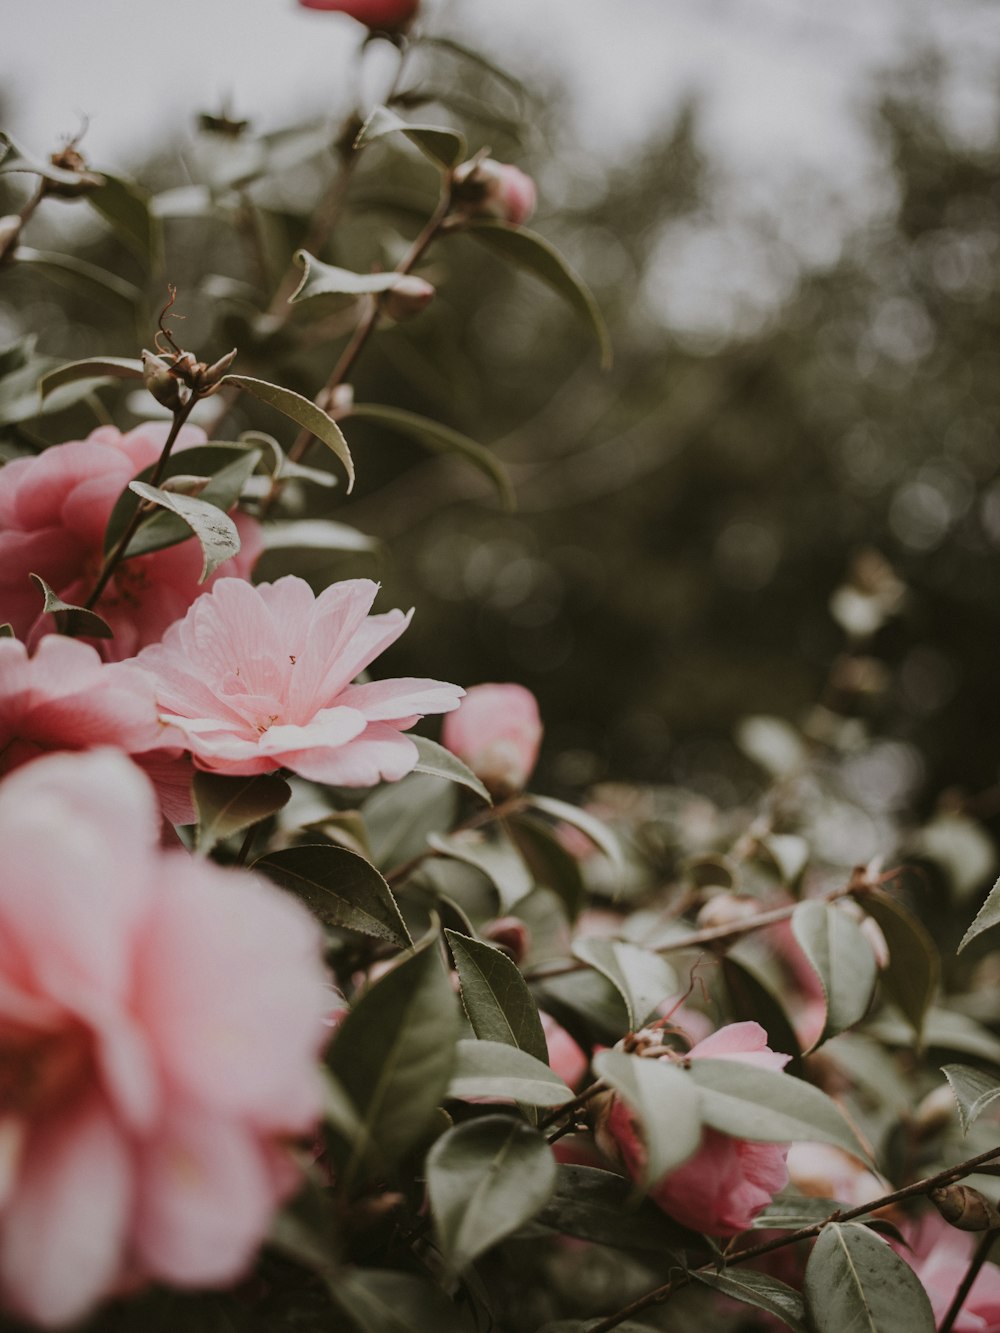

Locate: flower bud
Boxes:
[141,349,186,410]
[296,0,419,31]
[380,274,435,322]
[196,347,238,393]
[441,683,542,799]
[930,1183,1000,1232]
[451,158,537,227]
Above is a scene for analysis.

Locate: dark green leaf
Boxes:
[942,1064,1000,1134]
[254,844,411,949]
[534,967,630,1046]
[323,1070,364,1141]
[268,1168,341,1277]
[416,35,529,98]
[694,1269,807,1333]
[427,1115,557,1271]
[87,172,161,264]
[571,939,677,1030]
[754,1195,843,1229]
[38,356,143,400]
[446,929,548,1062]
[192,772,291,854]
[354,105,467,168]
[347,403,514,509]
[525,793,623,866]
[867,1007,1000,1064]
[16,247,141,307]
[29,574,112,639]
[447,1038,572,1106]
[508,812,586,919]
[535,1164,693,1251]
[591,1050,701,1188]
[723,949,803,1070]
[289,251,418,304]
[959,872,1000,953]
[335,1270,470,1333]
[364,771,458,870]
[792,901,879,1047]
[688,1061,869,1162]
[427,829,534,910]
[127,481,240,581]
[327,933,459,1176]
[862,889,939,1041]
[222,374,354,490]
[411,734,491,803]
[803,1222,935,1332]
[467,221,612,369]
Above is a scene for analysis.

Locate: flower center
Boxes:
[0,1021,92,1118]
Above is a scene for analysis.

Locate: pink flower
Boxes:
[0,750,329,1327]
[137,576,463,785]
[0,423,263,661]
[786,1143,883,1206]
[541,1012,589,1091]
[296,0,419,29]
[899,1212,1000,1331]
[453,159,537,227]
[0,636,192,824]
[441,682,542,798]
[603,1022,791,1236]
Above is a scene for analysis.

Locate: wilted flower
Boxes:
[296,0,419,30]
[0,423,263,661]
[0,751,329,1327]
[137,576,463,785]
[441,682,542,798]
[601,1022,791,1236]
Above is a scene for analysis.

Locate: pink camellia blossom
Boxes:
[541,1012,589,1091]
[137,576,463,785]
[0,635,192,824]
[0,423,263,661]
[0,750,329,1327]
[296,0,419,29]
[441,682,542,798]
[898,1212,1000,1331]
[602,1022,791,1236]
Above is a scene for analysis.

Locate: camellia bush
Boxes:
[5,3,1000,1331]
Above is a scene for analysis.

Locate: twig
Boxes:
[940,1228,998,1333]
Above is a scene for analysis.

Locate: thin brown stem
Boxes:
[586,1142,1000,1333]
[940,1228,998,1333]
[85,395,198,608]
[0,182,46,264]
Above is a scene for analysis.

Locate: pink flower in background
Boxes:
[441,682,542,798]
[0,750,329,1327]
[137,576,463,785]
[0,423,263,661]
[603,1022,791,1236]
[541,1012,589,1091]
[296,0,419,29]
[786,1142,883,1207]
[898,1212,1000,1331]
[0,635,193,823]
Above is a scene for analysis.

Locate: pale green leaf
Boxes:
[591,1050,702,1188]
[792,901,879,1047]
[803,1222,935,1332]
[222,374,354,491]
[127,481,240,581]
[354,104,467,168]
[572,939,677,1030]
[447,1038,572,1106]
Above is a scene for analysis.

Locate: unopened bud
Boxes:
[451,158,537,227]
[481,916,530,965]
[696,893,761,932]
[930,1183,1000,1232]
[141,349,186,410]
[197,347,238,393]
[380,274,435,322]
[45,146,103,198]
[0,215,21,264]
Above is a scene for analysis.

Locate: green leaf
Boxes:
[346,404,514,510]
[862,889,939,1041]
[327,933,459,1175]
[942,1064,1000,1134]
[959,872,1000,953]
[722,951,803,1069]
[87,172,161,265]
[289,251,419,304]
[694,1269,807,1333]
[221,374,354,491]
[525,793,623,866]
[803,1222,935,1333]
[571,940,677,1031]
[754,1195,844,1229]
[127,481,240,581]
[254,845,411,949]
[334,1270,470,1333]
[688,1061,869,1163]
[416,35,529,98]
[534,967,629,1046]
[868,1007,1000,1064]
[0,132,104,188]
[410,734,491,803]
[508,813,586,919]
[192,772,291,855]
[447,1038,572,1106]
[427,829,534,910]
[38,356,143,400]
[535,1165,692,1251]
[29,574,112,639]
[445,930,548,1062]
[467,221,612,369]
[591,1050,702,1189]
[354,105,467,168]
[792,901,879,1047]
[16,247,141,308]
[103,445,256,555]
[323,1070,364,1141]
[364,771,457,870]
[427,1115,557,1272]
